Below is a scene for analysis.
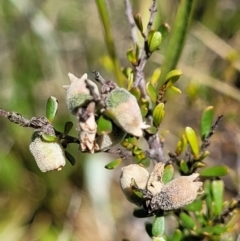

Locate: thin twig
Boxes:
[133,0,157,96]
[0,108,80,146]
[124,0,138,44]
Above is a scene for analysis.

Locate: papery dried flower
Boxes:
[146,173,203,212]
[78,102,99,153]
[120,162,203,213]
[120,164,149,206]
[29,131,66,172]
[104,88,149,137]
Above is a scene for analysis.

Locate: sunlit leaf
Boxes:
[200,106,214,140]
[200,165,228,177]
[184,199,203,212]
[162,164,174,184]
[170,85,182,94]
[153,103,165,126]
[152,216,165,237]
[164,69,182,87]
[145,126,158,135]
[185,126,199,157]
[46,96,58,123]
[134,13,143,33]
[147,30,162,52]
[105,158,122,170]
[157,22,170,40]
[179,212,196,230]
[212,180,224,216]
[146,82,157,103]
[126,47,137,65]
[175,134,187,155]
[180,159,189,174]
[130,87,141,100]
[97,115,113,135]
[171,229,182,241]
[151,68,161,87]
[41,134,57,142]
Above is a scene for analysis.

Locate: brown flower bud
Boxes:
[29,132,66,172]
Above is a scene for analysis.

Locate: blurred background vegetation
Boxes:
[0,0,240,240]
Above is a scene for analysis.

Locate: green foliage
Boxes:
[1,0,240,240]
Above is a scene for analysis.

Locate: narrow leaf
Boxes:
[179,212,196,230]
[153,103,165,126]
[200,106,214,140]
[146,82,157,103]
[46,96,58,123]
[185,126,199,157]
[212,180,224,216]
[152,216,165,237]
[97,115,113,135]
[200,165,228,177]
[105,158,122,170]
[41,134,57,142]
[64,121,73,135]
[65,151,76,166]
[171,229,182,241]
[162,164,174,184]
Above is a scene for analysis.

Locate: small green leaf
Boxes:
[131,178,143,198]
[140,105,148,117]
[162,164,174,184]
[135,43,140,60]
[157,23,170,40]
[184,199,203,212]
[185,126,199,157]
[126,71,134,90]
[41,134,57,142]
[171,229,182,241]
[148,30,162,52]
[97,115,113,135]
[179,212,196,230]
[170,85,182,94]
[46,96,58,123]
[130,87,141,100]
[138,157,150,167]
[65,151,76,166]
[200,165,229,177]
[153,103,165,126]
[134,13,143,33]
[126,47,137,65]
[146,82,157,103]
[192,161,207,170]
[145,126,158,135]
[204,180,213,215]
[200,106,214,140]
[212,224,227,235]
[212,180,224,216]
[180,160,189,174]
[64,121,73,135]
[164,69,183,87]
[104,158,122,170]
[175,135,187,155]
[152,216,165,237]
[151,68,161,87]
[198,151,210,162]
